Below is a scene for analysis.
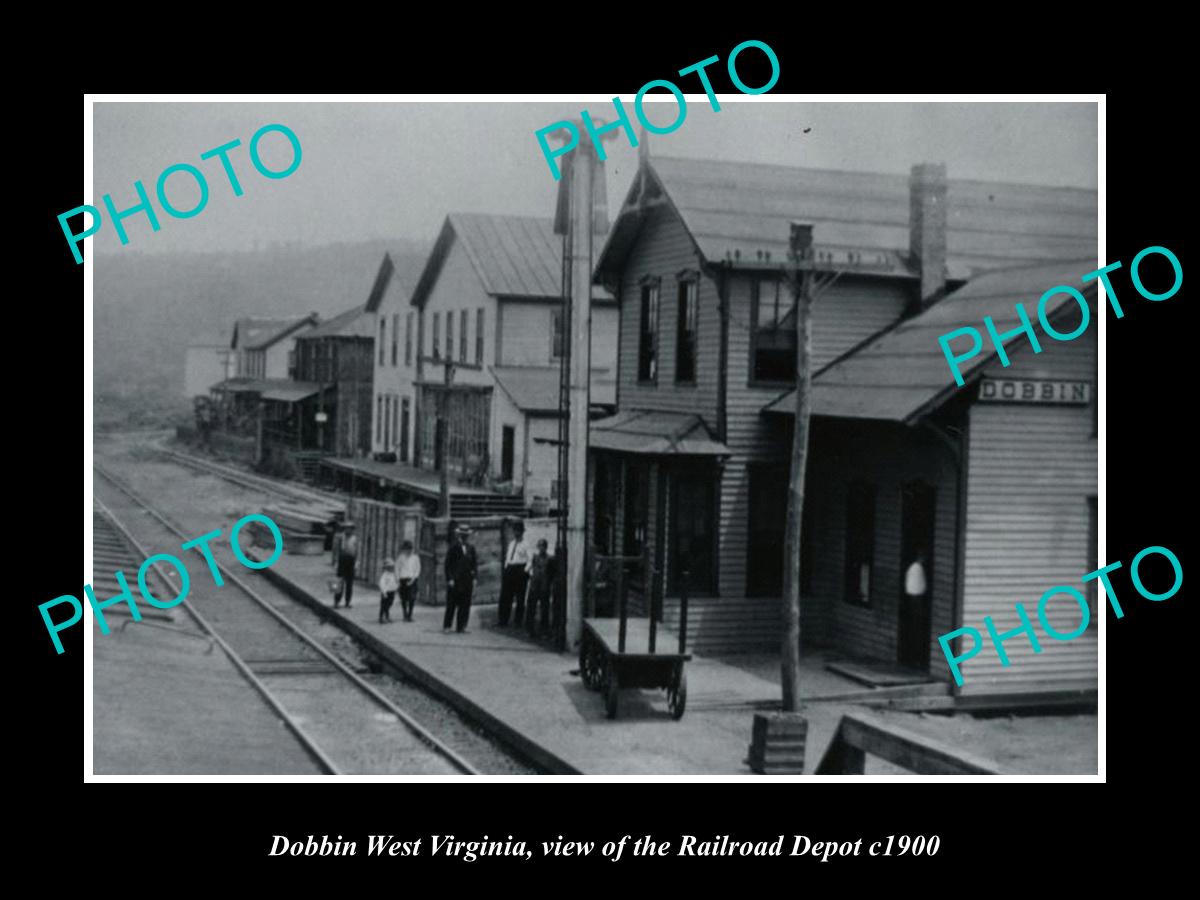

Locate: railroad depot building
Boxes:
[358,213,618,514]
[589,153,1097,697]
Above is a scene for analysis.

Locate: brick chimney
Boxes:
[910,163,947,304]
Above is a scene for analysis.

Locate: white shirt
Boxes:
[397,553,421,581]
[506,537,530,567]
[904,560,928,596]
[378,570,398,593]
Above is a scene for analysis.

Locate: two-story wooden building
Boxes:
[391,212,618,510]
[288,303,376,457]
[590,152,1097,699]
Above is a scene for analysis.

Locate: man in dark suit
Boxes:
[443,524,478,633]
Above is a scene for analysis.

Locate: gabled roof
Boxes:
[411,213,614,308]
[762,258,1099,425]
[492,366,614,414]
[231,315,318,351]
[590,410,730,456]
[364,250,426,313]
[595,155,1097,284]
[299,303,373,339]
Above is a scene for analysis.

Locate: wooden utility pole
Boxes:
[747,221,814,774]
[563,139,597,650]
[781,222,815,712]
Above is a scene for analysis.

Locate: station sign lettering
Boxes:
[978,378,1090,405]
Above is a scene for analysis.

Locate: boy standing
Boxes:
[397,540,421,622]
[378,558,398,624]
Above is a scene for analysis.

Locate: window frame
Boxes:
[459,309,469,363]
[379,318,387,366]
[399,396,410,463]
[475,308,484,365]
[843,481,877,607]
[637,278,660,384]
[405,311,414,367]
[432,312,441,361]
[391,313,399,366]
[446,309,454,361]
[675,274,699,384]
[550,307,565,361]
[748,275,798,386]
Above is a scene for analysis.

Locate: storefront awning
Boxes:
[590,410,730,456]
[261,382,324,403]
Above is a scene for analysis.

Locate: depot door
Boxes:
[898,481,936,669]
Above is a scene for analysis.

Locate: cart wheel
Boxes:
[604,660,620,720]
[580,634,603,691]
[667,667,687,720]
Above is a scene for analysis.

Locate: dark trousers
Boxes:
[498,565,529,626]
[527,586,550,635]
[336,555,356,606]
[379,591,395,622]
[444,586,472,632]
[399,580,417,619]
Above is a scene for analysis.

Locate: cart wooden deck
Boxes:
[579,618,692,720]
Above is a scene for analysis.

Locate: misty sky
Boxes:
[90,100,1098,257]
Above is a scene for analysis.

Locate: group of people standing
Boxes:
[330,524,420,625]
[497,521,556,638]
[331,519,555,639]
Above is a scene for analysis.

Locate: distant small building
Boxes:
[184,344,232,397]
[231,315,318,380]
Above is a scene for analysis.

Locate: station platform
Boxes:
[265,552,879,775]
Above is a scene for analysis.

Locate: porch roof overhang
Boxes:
[589,410,730,457]
[260,382,324,403]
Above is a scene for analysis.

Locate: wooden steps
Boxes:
[449,493,526,518]
[290,451,327,484]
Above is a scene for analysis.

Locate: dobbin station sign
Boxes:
[977,377,1091,405]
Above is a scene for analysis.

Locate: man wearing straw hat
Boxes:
[443,523,478,633]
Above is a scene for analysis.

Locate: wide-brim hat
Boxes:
[382,558,395,568]
[457,524,473,535]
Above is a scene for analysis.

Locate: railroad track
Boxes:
[154,445,341,507]
[93,463,478,776]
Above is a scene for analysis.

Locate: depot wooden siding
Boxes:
[615,204,720,426]
[802,419,960,669]
[959,327,1098,694]
[719,273,912,599]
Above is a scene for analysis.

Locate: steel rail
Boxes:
[93,495,342,775]
[94,463,479,776]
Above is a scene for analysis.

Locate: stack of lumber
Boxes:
[262,502,343,556]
